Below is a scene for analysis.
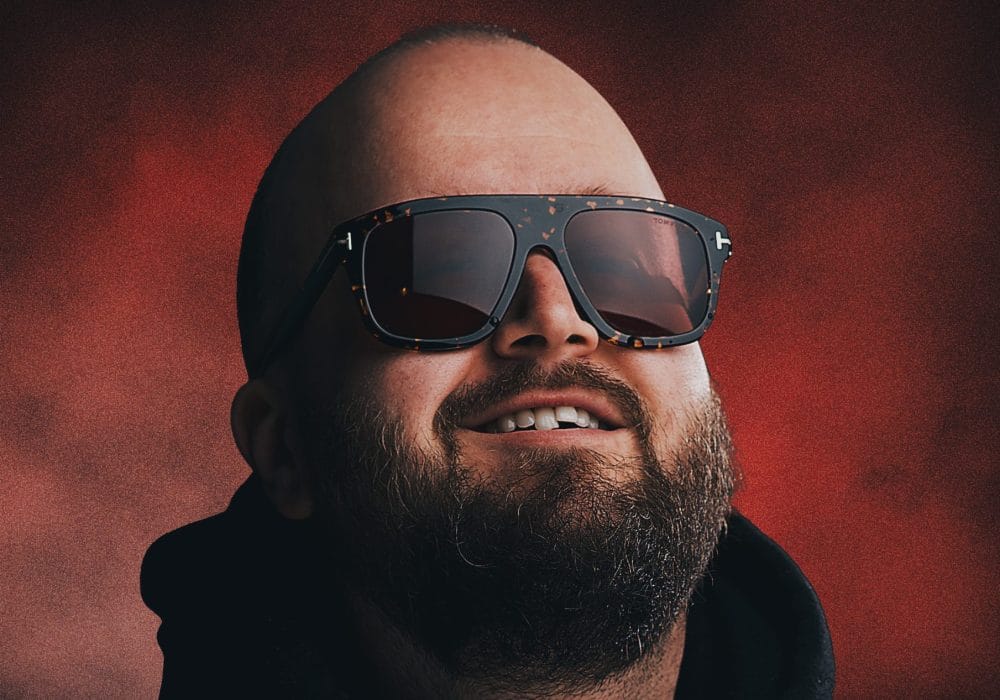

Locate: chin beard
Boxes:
[303,363,736,693]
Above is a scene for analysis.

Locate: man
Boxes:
[142,24,834,698]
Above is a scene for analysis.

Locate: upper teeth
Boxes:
[492,406,600,433]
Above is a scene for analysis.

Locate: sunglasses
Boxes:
[253,195,732,375]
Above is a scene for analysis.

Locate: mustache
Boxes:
[434,360,651,440]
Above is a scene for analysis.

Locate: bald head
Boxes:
[238,28,662,374]
[327,38,661,215]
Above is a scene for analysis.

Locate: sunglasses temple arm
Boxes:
[250,233,349,377]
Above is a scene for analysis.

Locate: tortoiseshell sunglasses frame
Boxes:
[252,194,732,376]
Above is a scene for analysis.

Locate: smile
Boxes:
[477,406,612,433]
[461,390,627,435]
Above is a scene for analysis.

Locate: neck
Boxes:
[347,593,687,699]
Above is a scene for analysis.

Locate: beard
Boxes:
[301,361,736,693]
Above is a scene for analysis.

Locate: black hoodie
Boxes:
[142,477,834,698]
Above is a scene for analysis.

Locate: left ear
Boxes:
[231,379,314,519]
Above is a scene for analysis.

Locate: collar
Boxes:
[677,511,835,698]
[143,477,834,697]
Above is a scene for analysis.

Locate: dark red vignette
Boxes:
[1,2,997,696]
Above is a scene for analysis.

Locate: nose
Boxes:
[491,250,600,361]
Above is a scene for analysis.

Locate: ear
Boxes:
[231,380,313,519]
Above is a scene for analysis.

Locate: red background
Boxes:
[1,1,997,696]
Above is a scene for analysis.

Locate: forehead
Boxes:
[330,39,663,219]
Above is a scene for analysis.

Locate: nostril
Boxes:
[512,334,547,349]
[511,333,589,349]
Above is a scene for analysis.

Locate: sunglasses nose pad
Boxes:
[491,251,599,359]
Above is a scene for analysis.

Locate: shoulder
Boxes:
[141,513,234,618]
[140,477,267,620]
[678,511,836,699]
[140,478,354,696]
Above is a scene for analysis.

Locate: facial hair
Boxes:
[302,361,736,693]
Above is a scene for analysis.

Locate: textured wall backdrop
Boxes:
[1,1,997,697]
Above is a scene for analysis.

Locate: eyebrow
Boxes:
[575,183,617,196]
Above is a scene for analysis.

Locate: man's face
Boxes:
[281,40,734,689]
[299,40,714,485]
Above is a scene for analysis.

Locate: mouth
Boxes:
[460,391,627,435]
[476,405,614,433]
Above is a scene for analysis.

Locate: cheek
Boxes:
[615,343,711,445]
[303,270,481,451]
[345,350,478,452]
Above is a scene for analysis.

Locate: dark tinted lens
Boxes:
[363,210,515,339]
[565,210,709,337]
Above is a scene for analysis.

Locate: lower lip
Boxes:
[459,427,629,447]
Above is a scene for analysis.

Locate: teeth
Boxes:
[514,409,535,429]
[490,406,607,432]
[554,406,578,423]
[534,407,558,431]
